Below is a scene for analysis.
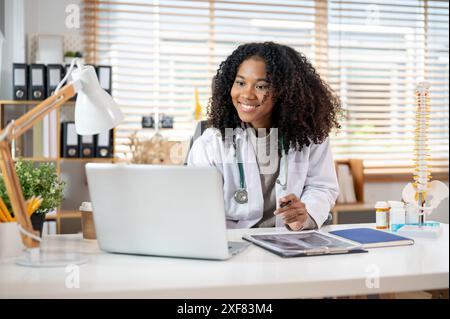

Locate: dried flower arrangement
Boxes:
[128,131,181,164]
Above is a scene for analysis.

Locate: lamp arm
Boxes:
[8,84,77,141]
[0,143,38,247]
[0,83,77,248]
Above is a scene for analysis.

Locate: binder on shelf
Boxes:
[96,65,112,95]
[42,110,58,158]
[61,121,79,158]
[46,64,64,97]
[80,134,95,158]
[65,64,77,101]
[28,64,47,100]
[64,64,73,81]
[95,129,113,158]
[32,119,43,158]
[12,63,28,100]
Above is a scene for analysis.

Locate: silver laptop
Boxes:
[85,163,249,260]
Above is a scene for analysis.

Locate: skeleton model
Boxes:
[402,82,449,224]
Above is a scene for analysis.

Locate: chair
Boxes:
[334,159,365,203]
[184,120,209,165]
[331,159,373,224]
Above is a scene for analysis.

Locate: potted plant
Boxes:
[64,51,84,65]
[0,159,66,235]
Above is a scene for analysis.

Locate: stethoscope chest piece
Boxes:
[234,189,248,204]
[232,133,287,204]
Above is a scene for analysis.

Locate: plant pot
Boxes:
[30,213,46,237]
[64,57,85,65]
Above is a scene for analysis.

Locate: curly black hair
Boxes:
[207,41,341,153]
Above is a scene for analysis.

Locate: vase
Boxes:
[30,213,46,237]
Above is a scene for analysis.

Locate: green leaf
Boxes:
[0,158,66,215]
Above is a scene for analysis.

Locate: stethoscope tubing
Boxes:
[234,135,288,204]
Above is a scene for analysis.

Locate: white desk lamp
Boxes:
[0,58,123,266]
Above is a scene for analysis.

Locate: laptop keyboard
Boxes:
[228,241,251,256]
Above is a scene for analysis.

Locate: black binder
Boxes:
[95,129,113,158]
[64,64,72,81]
[12,63,28,100]
[46,64,64,96]
[79,134,95,158]
[96,65,112,95]
[28,64,46,100]
[61,121,79,158]
[65,64,77,101]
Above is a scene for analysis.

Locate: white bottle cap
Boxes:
[375,201,389,209]
[388,200,404,208]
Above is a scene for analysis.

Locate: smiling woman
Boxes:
[188,42,340,232]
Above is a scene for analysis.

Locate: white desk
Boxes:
[0,224,448,298]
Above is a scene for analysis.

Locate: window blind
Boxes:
[82,0,448,175]
[82,0,324,158]
[328,0,449,175]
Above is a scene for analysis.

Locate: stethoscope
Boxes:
[233,135,288,204]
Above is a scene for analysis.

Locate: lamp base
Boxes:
[15,247,88,267]
[397,222,442,238]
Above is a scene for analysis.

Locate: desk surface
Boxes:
[0,224,448,298]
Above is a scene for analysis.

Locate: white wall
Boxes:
[25,0,81,35]
[0,0,4,35]
[0,0,81,99]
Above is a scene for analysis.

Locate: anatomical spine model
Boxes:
[402,82,449,223]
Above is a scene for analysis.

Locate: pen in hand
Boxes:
[279,200,292,209]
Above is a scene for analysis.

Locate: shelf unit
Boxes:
[0,100,116,233]
[332,159,374,224]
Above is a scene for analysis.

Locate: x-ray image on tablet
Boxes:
[243,231,367,257]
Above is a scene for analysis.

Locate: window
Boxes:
[328,0,449,175]
[83,0,448,175]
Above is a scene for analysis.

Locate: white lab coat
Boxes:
[187,127,339,229]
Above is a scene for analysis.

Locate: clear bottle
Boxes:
[375,201,390,230]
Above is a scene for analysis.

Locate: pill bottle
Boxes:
[375,201,390,230]
[388,200,406,232]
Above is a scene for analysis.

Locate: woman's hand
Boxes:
[274,193,308,231]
